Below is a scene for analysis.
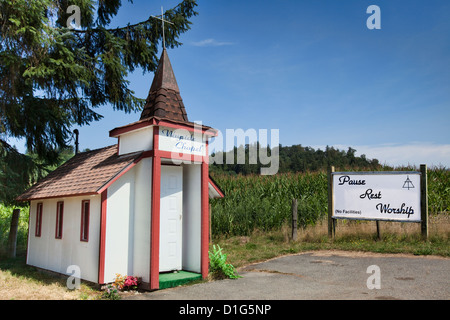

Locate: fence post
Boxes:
[328,166,335,239]
[291,198,298,241]
[420,164,428,240]
[376,221,381,240]
[8,209,20,258]
[209,206,212,242]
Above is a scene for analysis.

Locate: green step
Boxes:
[159,271,202,289]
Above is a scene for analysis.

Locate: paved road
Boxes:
[125,250,449,300]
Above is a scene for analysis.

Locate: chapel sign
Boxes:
[159,126,206,156]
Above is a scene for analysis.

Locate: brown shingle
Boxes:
[140,49,189,123]
[17,145,141,201]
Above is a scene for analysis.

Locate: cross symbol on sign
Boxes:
[402,176,415,190]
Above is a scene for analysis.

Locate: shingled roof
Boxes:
[140,48,188,122]
[17,145,142,201]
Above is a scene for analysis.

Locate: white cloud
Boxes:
[323,143,450,168]
[191,38,236,47]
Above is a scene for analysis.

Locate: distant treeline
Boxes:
[210,144,381,175]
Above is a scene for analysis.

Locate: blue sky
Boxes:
[11,0,450,167]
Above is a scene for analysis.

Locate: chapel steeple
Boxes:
[140,48,189,122]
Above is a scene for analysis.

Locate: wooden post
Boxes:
[376,221,381,240]
[8,209,20,258]
[420,164,428,240]
[209,206,212,242]
[328,166,335,239]
[291,198,298,241]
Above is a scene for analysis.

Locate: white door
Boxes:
[159,165,183,272]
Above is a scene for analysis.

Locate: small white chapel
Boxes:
[17,48,224,290]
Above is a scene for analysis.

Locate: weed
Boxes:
[209,245,241,279]
[102,284,120,300]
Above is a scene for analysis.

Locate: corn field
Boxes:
[210,168,450,237]
[0,169,448,246]
[210,172,328,236]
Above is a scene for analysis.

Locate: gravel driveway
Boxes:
[125,250,449,301]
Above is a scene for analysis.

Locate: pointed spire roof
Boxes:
[140,49,188,122]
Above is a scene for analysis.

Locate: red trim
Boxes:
[158,150,204,163]
[109,118,156,137]
[141,150,155,158]
[109,117,217,138]
[97,151,154,194]
[55,201,64,239]
[80,200,90,242]
[201,141,209,279]
[209,178,225,198]
[157,120,218,136]
[26,201,31,264]
[98,190,107,284]
[20,192,98,202]
[35,203,43,237]
[150,126,161,290]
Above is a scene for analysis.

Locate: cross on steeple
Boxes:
[151,6,174,49]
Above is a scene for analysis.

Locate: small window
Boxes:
[80,200,90,242]
[55,201,64,239]
[35,203,43,237]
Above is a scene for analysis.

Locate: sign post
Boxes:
[328,166,335,239]
[328,165,428,239]
[420,164,428,240]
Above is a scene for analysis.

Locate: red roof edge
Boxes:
[208,175,225,198]
[109,117,218,138]
[96,150,153,194]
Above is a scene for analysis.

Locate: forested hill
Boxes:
[209,144,381,175]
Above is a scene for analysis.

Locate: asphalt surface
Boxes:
[124,250,449,300]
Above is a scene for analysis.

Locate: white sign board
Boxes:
[332,172,421,222]
[159,126,206,157]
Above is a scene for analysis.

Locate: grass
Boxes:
[212,215,450,269]
[0,252,102,300]
[1,216,448,299]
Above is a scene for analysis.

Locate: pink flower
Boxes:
[123,276,139,288]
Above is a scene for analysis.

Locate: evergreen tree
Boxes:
[0,0,198,203]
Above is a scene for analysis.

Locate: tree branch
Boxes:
[67,16,154,34]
